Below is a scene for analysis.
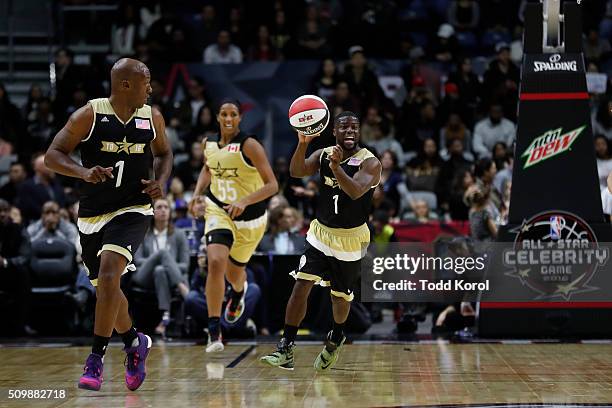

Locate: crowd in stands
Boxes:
[0,0,611,337]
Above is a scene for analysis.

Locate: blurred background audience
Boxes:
[0,0,610,338]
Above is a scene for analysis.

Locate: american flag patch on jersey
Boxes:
[348,157,363,166]
[227,144,240,152]
[135,118,151,130]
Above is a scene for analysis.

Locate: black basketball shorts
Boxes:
[78,212,151,286]
[290,219,371,302]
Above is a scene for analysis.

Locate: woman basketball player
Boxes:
[190,100,277,352]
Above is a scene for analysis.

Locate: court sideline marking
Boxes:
[226,345,256,368]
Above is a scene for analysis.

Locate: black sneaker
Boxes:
[314,331,345,371]
[224,284,248,324]
[260,338,295,370]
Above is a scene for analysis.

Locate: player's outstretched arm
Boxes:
[45,104,114,183]
[144,107,173,200]
[193,141,210,197]
[329,146,382,200]
[289,132,322,177]
[189,139,211,216]
[223,138,279,219]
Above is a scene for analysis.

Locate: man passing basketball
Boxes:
[261,111,381,371]
[45,58,172,391]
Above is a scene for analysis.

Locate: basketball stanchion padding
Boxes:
[478,1,612,338]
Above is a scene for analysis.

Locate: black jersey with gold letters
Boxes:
[78,98,155,217]
[316,147,380,229]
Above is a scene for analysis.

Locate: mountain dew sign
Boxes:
[521,125,586,169]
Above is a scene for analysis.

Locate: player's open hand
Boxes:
[188,197,197,217]
[141,179,164,200]
[82,166,114,184]
[224,200,246,219]
[328,144,342,170]
[297,131,318,143]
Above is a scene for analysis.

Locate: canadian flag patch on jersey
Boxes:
[227,143,240,152]
[135,118,151,130]
[348,157,363,166]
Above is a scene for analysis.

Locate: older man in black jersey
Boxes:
[261,111,381,371]
[45,58,172,391]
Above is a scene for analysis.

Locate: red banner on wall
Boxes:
[391,221,470,243]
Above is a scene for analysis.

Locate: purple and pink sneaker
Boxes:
[78,353,104,391]
[123,332,152,391]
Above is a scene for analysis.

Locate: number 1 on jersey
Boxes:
[115,160,124,188]
[332,194,339,214]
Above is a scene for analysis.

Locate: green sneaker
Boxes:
[314,331,346,372]
[260,338,295,370]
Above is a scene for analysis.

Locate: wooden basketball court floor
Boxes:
[2,341,612,407]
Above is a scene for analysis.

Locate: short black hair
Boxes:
[474,158,494,178]
[334,110,359,126]
[216,98,241,114]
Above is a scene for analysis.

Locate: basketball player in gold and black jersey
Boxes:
[261,111,381,371]
[190,100,277,352]
[45,58,173,391]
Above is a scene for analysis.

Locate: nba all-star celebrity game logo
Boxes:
[521,125,585,169]
[502,211,609,300]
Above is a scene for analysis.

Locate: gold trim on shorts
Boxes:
[290,270,331,287]
[78,204,153,234]
[97,244,133,263]
[331,289,355,302]
[306,219,370,261]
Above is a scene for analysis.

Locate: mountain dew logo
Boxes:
[521,125,586,169]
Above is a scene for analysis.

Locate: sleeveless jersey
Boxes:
[204,132,266,221]
[316,147,380,229]
[78,98,155,217]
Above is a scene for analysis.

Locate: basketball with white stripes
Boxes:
[288,95,330,136]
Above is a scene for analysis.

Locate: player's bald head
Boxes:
[110,58,149,89]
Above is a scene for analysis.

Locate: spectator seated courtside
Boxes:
[130,198,190,337]
[27,201,78,244]
[257,205,306,255]
[184,246,261,339]
[472,104,516,159]
[0,199,32,336]
[26,202,82,334]
[177,195,206,258]
[27,201,94,321]
[0,162,27,205]
[16,154,66,224]
[29,230,79,334]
